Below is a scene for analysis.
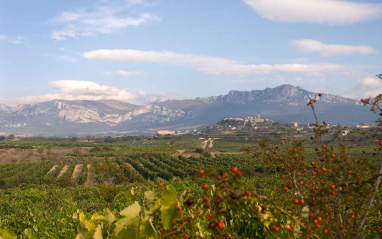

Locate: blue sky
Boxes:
[0,0,381,106]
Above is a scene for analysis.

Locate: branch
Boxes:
[157,221,189,238]
[291,171,303,198]
[253,192,307,230]
[356,161,382,232]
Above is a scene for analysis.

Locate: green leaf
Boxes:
[120,202,141,218]
[150,198,161,212]
[92,209,116,227]
[23,229,38,239]
[74,229,86,239]
[144,191,156,207]
[139,217,157,239]
[73,210,99,239]
[126,188,137,202]
[300,206,309,219]
[93,225,103,239]
[293,223,301,238]
[113,218,139,239]
[160,185,182,230]
[114,202,141,238]
[0,229,17,239]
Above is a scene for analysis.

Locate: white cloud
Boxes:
[356,77,382,88]
[135,90,190,104]
[52,29,78,41]
[291,39,375,56]
[0,80,189,106]
[50,3,160,40]
[243,0,382,25]
[354,76,382,97]
[58,55,79,63]
[0,35,24,44]
[117,70,145,76]
[84,49,342,76]
[13,80,135,104]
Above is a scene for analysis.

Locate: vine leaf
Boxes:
[144,191,156,207]
[139,217,157,239]
[126,188,138,202]
[0,229,17,239]
[93,225,103,239]
[301,206,309,219]
[92,209,116,227]
[150,198,161,212]
[160,185,182,229]
[73,210,98,239]
[114,202,141,238]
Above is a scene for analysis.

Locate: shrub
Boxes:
[201,151,212,158]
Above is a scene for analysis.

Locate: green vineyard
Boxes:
[0,153,265,188]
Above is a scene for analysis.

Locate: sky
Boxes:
[0,0,381,106]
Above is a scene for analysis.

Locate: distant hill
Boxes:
[0,85,377,136]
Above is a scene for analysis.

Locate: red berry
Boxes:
[159,183,163,187]
[198,169,205,175]
[209,222,217,228]
[184,197,194,206]
[217,221,224,229]
[231,167,238,173]
[202,183,208,190]
[311,162,315,166]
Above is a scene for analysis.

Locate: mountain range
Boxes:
[0,85,377,136]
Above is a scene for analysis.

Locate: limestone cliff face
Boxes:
[0,99,192,125]
[0,85,371,136]
[200,85,358,106]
